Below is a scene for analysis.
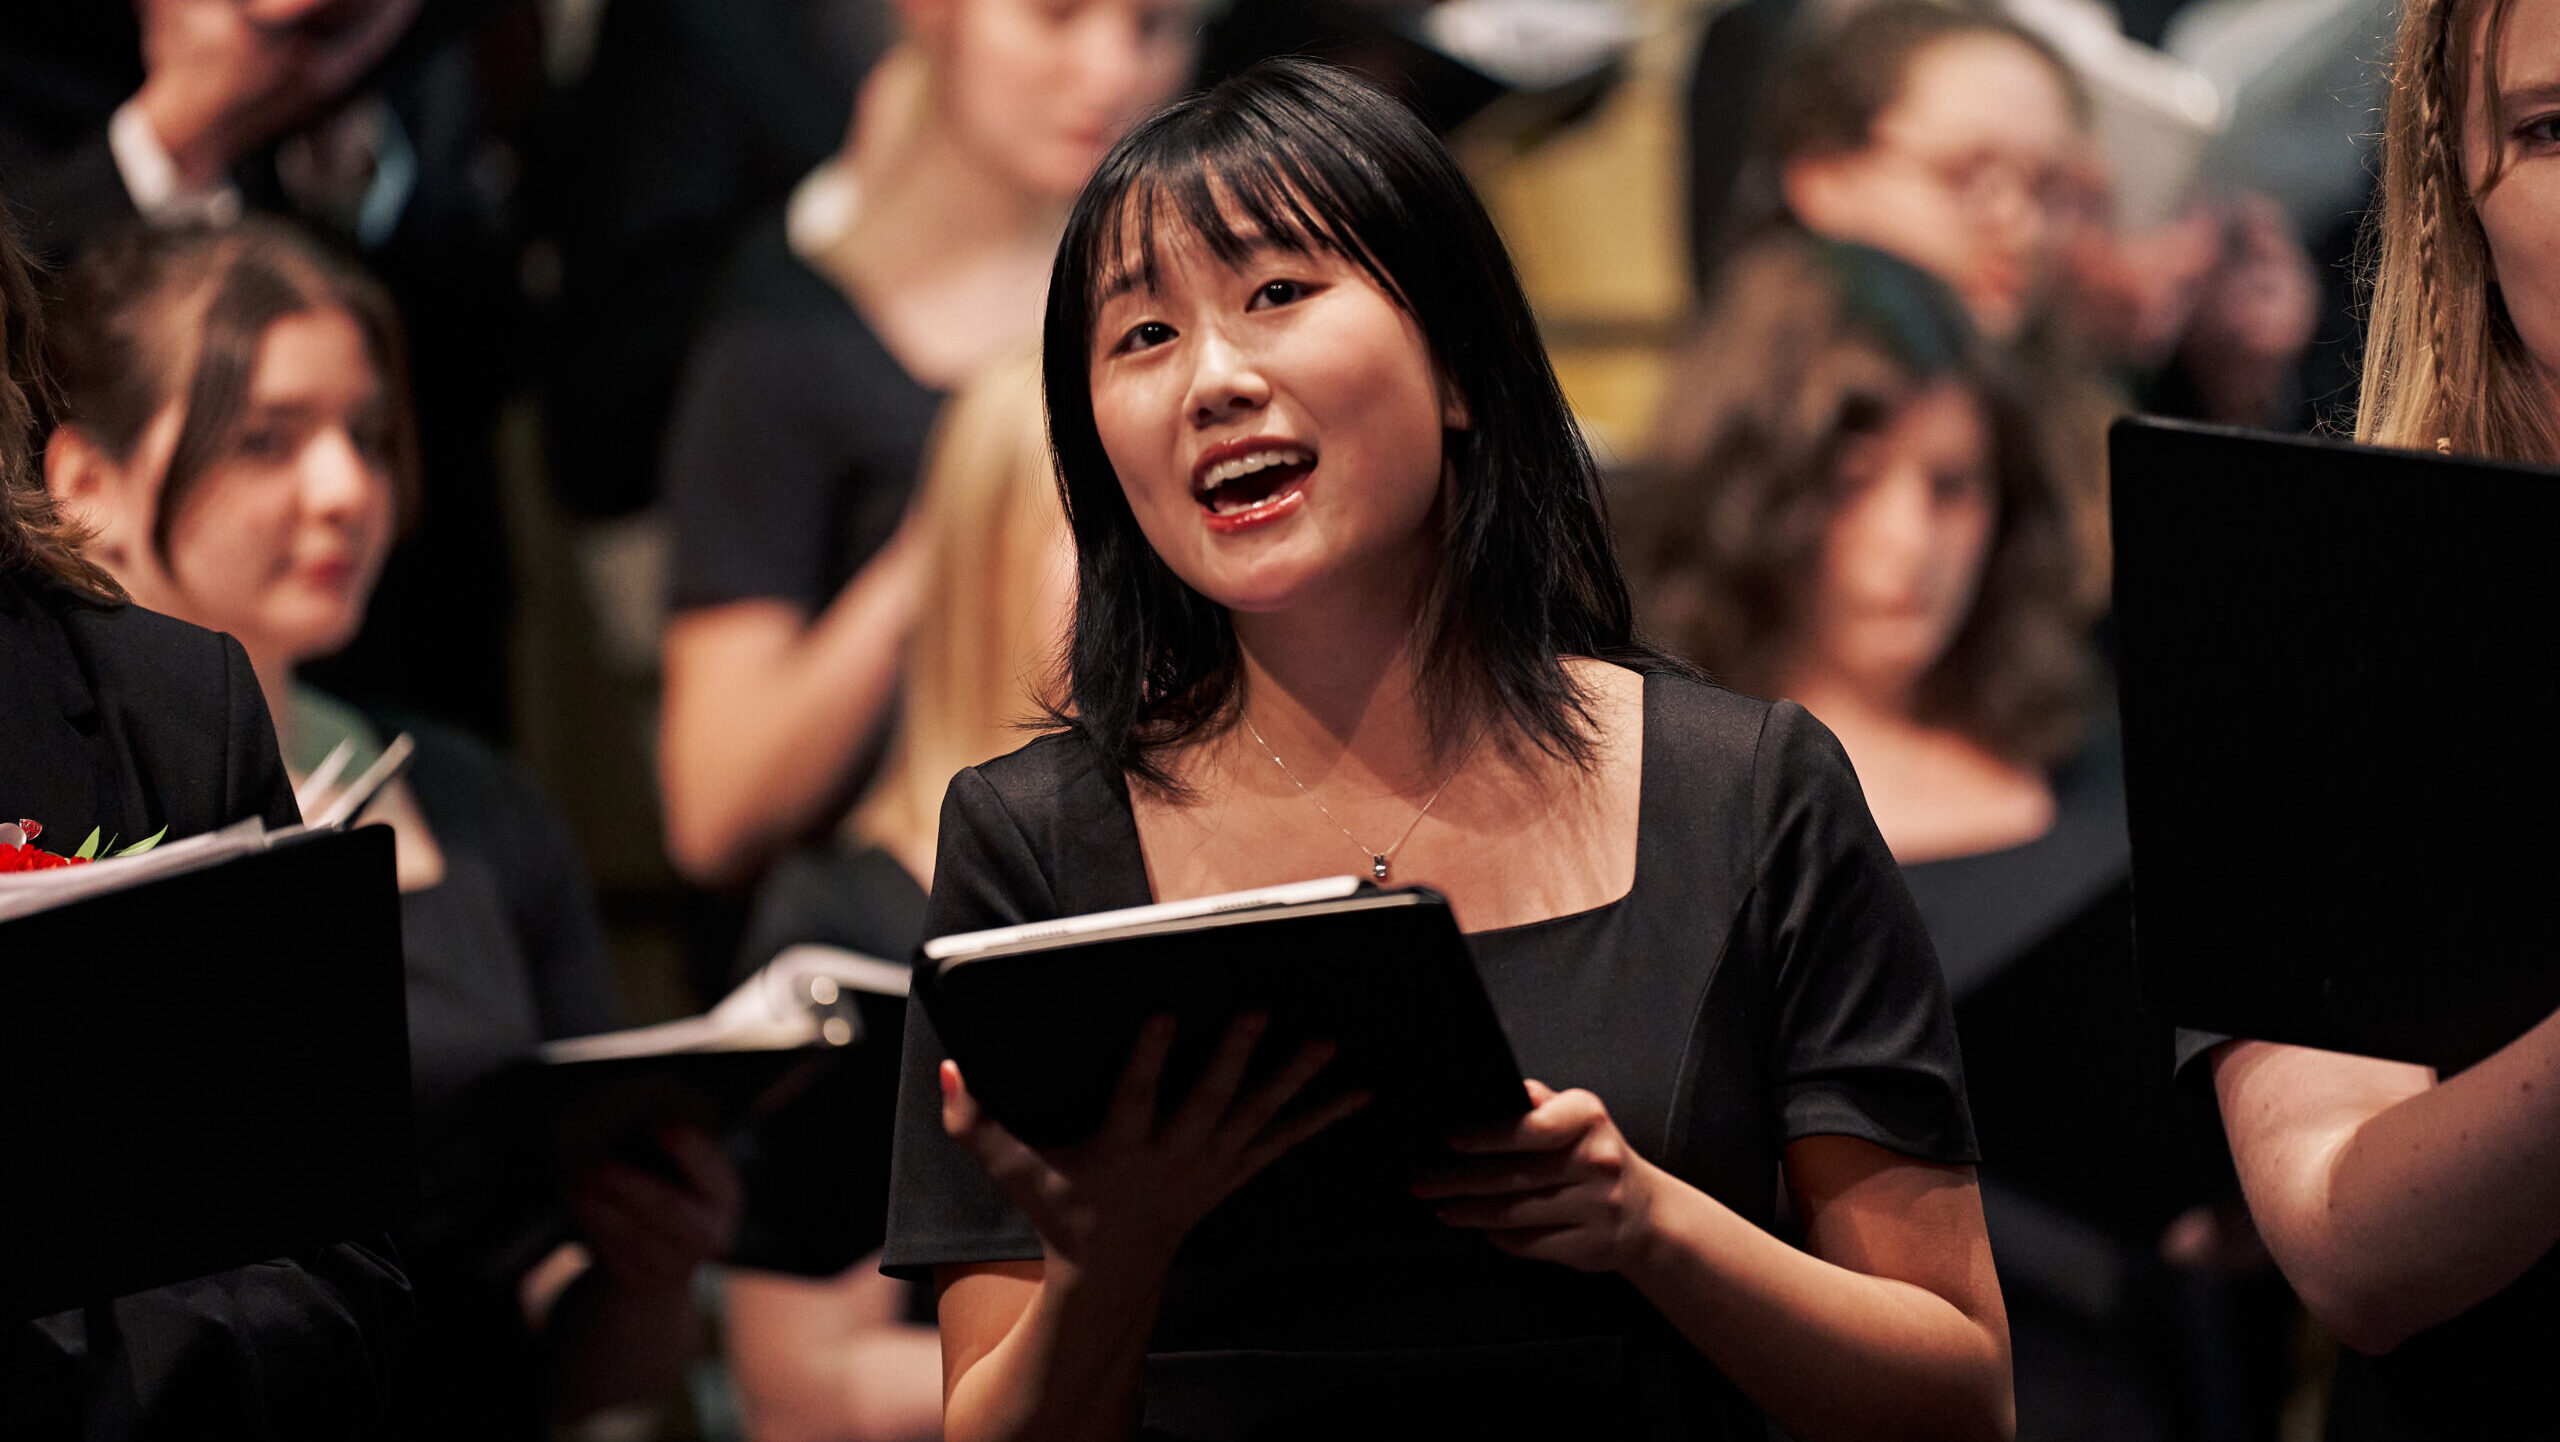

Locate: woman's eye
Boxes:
[1251,279,1309,309]
[2519,112,2560,148]
[1933,470,1989,506]
[1114,320,1175,354]
[234,426,295,461]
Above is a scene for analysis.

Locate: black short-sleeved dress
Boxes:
[661,209,942,618]
[883,671,1977,1441]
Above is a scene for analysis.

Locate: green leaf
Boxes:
[73,828,101,861]
[116,827,166,857]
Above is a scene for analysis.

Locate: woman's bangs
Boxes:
[1083,135,1391,330]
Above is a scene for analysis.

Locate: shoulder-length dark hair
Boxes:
[1621,233,2093,768]
[47,219,422,563]
[1042,57,1666,790]
[0,197,121,601]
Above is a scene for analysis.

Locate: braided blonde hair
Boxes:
[2360,0,2560,461]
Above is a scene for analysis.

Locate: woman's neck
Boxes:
[1775,666,1921,755]
[254,652,301,769]
[1777,661,2054,862]
[1229,595,1445,795]
[844,99,1062,286]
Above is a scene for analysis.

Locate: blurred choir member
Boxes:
[42,220,738,1441]
[0,197,411,1440]
[1757,0,2315,605]
[724,347,1070,1442]
[892,60,2011,1442]
[1625,235,2257,1439]
[0,0,553,739]
[1625,237,2090,863]
[2195,0,2560,1435]
[1759,2,2116,607]
[654,0,1201,890]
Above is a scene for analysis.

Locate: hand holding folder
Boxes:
[918,878,1532,1265]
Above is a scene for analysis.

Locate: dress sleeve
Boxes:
[661,316,840,614]
[879,767,1053,1280]
[1754,701,1979,1164]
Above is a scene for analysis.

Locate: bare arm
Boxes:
[1420,1084,2011,1442]
[2211,1007,2560,1353]
[657,517,926,885]
[724,1260,943,1442]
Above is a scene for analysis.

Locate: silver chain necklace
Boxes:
[1240,715,1469,881]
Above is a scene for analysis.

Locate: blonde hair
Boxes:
[2359,0,2560,461]
[846,346,1071,871]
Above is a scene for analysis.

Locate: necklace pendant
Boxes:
[1371,855,1389,881]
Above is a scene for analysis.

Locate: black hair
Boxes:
[1041,56,1671,791]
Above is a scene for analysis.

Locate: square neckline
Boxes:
[1112,668,1656,938]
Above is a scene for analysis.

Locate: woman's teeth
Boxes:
[1199,447,1315,515]
[1202,446,1312,489]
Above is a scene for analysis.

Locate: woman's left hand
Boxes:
[1412,1079,1663,1273]
[564,1122,746,1293]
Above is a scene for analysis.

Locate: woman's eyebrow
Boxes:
[2498,78,2560,112]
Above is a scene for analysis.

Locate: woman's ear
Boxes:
[1438,373,1473,432]
[43,426,148,580]
[1779,154,1853,234]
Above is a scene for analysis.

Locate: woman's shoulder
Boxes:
[1636,664,1793,761]
[959,725,1123,825]
[45,586,238,690]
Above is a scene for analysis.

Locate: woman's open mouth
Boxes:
[1193,443,1317,533]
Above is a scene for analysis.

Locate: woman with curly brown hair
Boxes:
[1627,234,2260,1441]
[1624,233,2093,862]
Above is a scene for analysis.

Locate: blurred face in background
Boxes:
[72,308,397,672]
[1799,380,1996,702]
[1783,35,2085,343]
[910,0,1204,200]
[2468,0,2560,394]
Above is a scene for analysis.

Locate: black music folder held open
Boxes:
[521,946,913,1278]
[2111,417,2560,1072]
[0,827,411,1319]
[917,878,1529,1150]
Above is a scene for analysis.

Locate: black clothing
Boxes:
[663,211,943,615]
[728,844,931,1294]
[884,673,1976,1440]
[735,842,930,984]
[1908,733,2266,1442]
[2326,1256,2560,1441]
[541,0,886,517]
[374,717,618,1441]
[0,575,411,1439]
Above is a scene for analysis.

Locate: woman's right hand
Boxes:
[939,1013,1366,1281]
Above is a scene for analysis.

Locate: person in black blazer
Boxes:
[0,196,410,1439]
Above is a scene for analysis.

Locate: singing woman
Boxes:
[882,59,2012,1442]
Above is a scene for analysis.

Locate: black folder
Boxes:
[0,828,411,1319]
[918,883,1528,1150]
[2110,418,2560,1071]
[477,949,911,1280]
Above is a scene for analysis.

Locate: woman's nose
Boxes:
[1069,8,1153,112]
[1186,335,1270,426]
[301,428,382,516]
